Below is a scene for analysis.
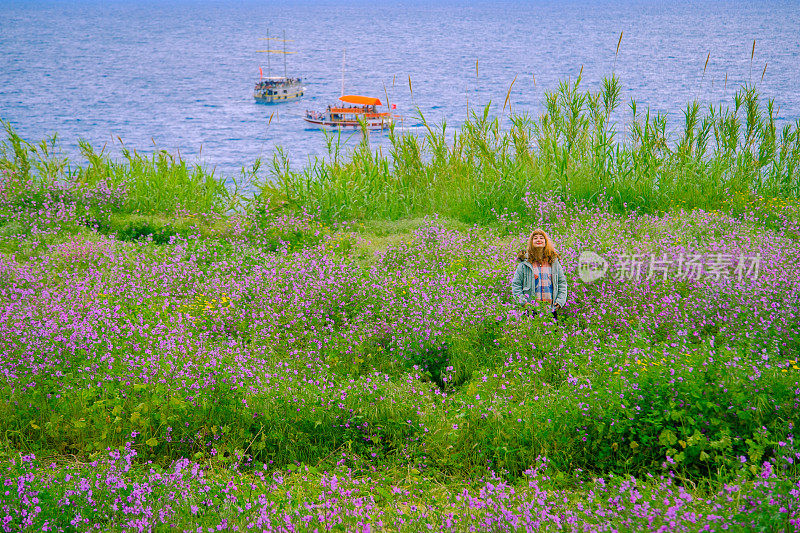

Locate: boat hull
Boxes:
[254,79,305,104]
[303,117,392,130]
[254,91,305,104]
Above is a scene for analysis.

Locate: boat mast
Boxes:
[257,32,295,79]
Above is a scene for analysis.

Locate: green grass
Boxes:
[0,120,229,217]
[3,76,799,228]
[257,76,800,224]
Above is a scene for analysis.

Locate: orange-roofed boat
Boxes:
[304,95,396,130]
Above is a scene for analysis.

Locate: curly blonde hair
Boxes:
[517,228,559,265]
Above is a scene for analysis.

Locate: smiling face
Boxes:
[525,229,556,264]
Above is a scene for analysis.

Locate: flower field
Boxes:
[2,75,800,530]
[0,158,799,530]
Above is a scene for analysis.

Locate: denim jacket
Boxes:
[511,258,568,308]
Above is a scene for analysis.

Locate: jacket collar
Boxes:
[520,259,556,273]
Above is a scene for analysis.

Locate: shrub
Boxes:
[116,219,177,244]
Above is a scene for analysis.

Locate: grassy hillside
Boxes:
[0,79,799,530]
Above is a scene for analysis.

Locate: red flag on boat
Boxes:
[391,104,397,109]
[259,67,263,79]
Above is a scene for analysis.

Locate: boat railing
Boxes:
[329,107,388,115]
[305,106,393,126]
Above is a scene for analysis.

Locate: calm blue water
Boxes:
[2,0,799,185]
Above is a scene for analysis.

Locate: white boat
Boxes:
[254,77,305,103]
[304,95,395,129]
[254,31,305,104]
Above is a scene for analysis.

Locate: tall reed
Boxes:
[74,141,227,215]
[3,74,798,223]
[0,122,228,216]
[260,77,799,222]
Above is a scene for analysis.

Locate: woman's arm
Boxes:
[511,264,527,304]
[553,259,568,308]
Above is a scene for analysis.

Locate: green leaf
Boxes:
[659,429,677,446]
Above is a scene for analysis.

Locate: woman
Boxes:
[511,228,568,319]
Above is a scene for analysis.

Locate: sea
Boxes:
[1,0,799,187]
